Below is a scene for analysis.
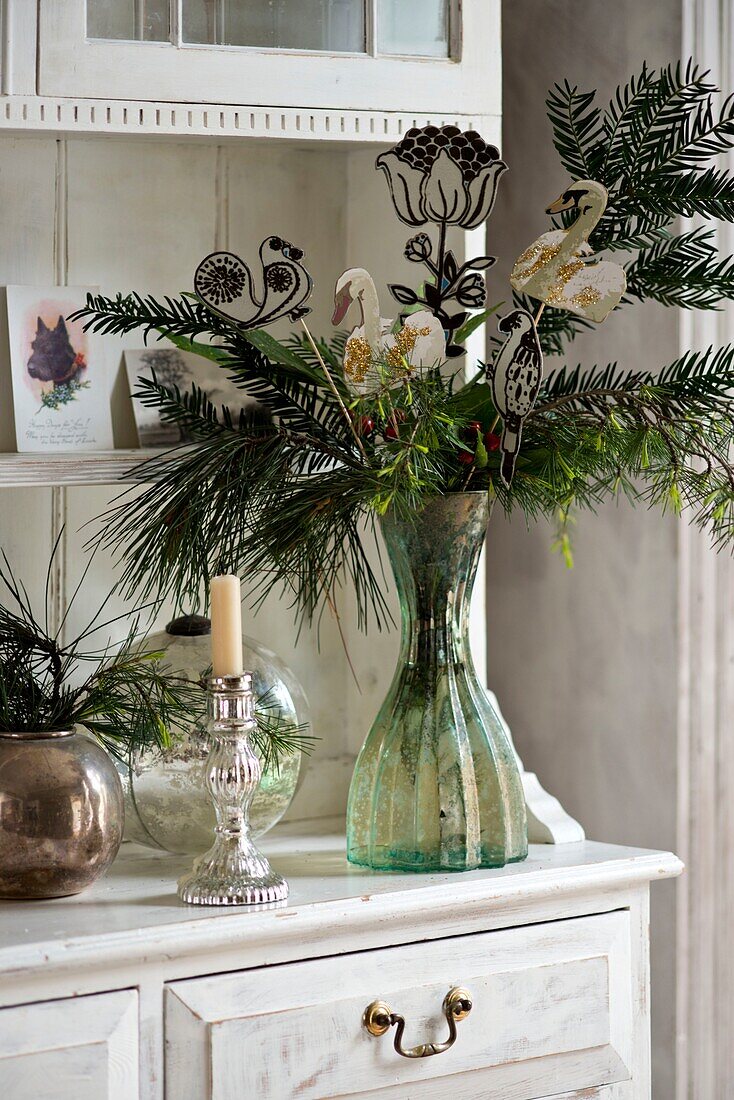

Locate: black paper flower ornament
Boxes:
[375,125,506,355]
[376,125,507,230]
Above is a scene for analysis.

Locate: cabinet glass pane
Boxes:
[377,0,449,57]
[182,1,365,52]
[87,0,170,42]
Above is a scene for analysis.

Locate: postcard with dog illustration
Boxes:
[6,286,114,452]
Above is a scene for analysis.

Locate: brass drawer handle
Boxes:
[363,987,472,1059]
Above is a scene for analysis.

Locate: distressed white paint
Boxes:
[0,95,497,146]
[38,1,500,115]
[166,912,632,1099]
[0,990,139,1099]
[0,819,680,1100]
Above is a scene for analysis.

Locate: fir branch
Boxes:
[627,165,734,221]
[546,81,605,180]
[625,228,734,307]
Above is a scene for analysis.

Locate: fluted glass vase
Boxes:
[347,493,528,872]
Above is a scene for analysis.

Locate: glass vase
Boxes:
[120,617,307,854]
[347,492,528,872]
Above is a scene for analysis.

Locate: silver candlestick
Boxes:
[177,673,289,906]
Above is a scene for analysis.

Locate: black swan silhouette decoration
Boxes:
[194,235,313,330]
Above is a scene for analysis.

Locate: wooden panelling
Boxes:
[166,912,633,1099]
[0,990,139,1099]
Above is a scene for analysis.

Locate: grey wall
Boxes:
[492,4,683,1094]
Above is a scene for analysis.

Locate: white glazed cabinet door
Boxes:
[37,0,500,116]
[165,912,634,1099]
[0,989,139,1099]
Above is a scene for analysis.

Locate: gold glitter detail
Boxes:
[516,241,561,279]
[544,259,590,306]
[571,285,601,308]
[344,336,373,385]
[557,259,585,282]
[384,324,432,372]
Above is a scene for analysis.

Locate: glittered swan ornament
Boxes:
[332,267,445,395]
[194,236,313,330]
[510,180,626,323]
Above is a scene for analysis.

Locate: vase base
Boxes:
[347,843,527,873]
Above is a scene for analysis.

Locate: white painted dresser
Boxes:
[0,818,681,1100]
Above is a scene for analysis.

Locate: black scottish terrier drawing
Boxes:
[27,316,80,385]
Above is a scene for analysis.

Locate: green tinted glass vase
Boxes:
[347,492,528,872]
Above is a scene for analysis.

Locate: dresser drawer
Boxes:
[0,989,139,1099]
[166,911,633,1099]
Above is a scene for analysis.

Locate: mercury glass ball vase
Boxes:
[0,729,124,899]
[347,492,528,872]
[121,616,307,855]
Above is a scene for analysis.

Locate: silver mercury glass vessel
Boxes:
[177,673,289,906]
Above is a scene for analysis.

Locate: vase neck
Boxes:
[381,494,489,669]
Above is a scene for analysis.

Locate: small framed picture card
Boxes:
[124,346,254,447]
[6,286,114,452]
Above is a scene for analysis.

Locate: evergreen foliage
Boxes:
[72,60,734,631]
[0,541,313,767]
[545,61,734,339]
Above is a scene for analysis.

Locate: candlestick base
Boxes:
[176,673,289,908]
[177,834,288,907]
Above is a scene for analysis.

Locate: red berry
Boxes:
[384,424,399,440]
[458,449,474,465]
[358,416,375,436]
[485,431,501,452]
[461,420,483,444]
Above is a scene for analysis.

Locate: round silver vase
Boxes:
[0,729,123,899]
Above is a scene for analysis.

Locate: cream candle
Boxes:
[210,574,244,677]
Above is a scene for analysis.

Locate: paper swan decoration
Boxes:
[194,236,313,330]
[510,180,626,323]
[332,267,445,394]
[489,309,544,487]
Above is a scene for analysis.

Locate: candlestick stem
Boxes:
[177,674,288,906]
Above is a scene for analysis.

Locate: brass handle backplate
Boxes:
[363,987,472,1059]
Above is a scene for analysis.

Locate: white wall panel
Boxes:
[0,136,59,608]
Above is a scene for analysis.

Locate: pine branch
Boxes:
[619,60,716,180]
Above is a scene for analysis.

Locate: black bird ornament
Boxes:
[489,308,544,486]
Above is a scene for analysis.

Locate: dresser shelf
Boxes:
[0,450,158,487]
[0,817,682,1099]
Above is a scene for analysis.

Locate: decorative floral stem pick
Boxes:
[376,125,507,356]
[195,235,313,329]
[488,309,544,486]
[511,180,626,322]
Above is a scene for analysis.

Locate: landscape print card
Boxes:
[6,286,114,452]
[124,346,255,447]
